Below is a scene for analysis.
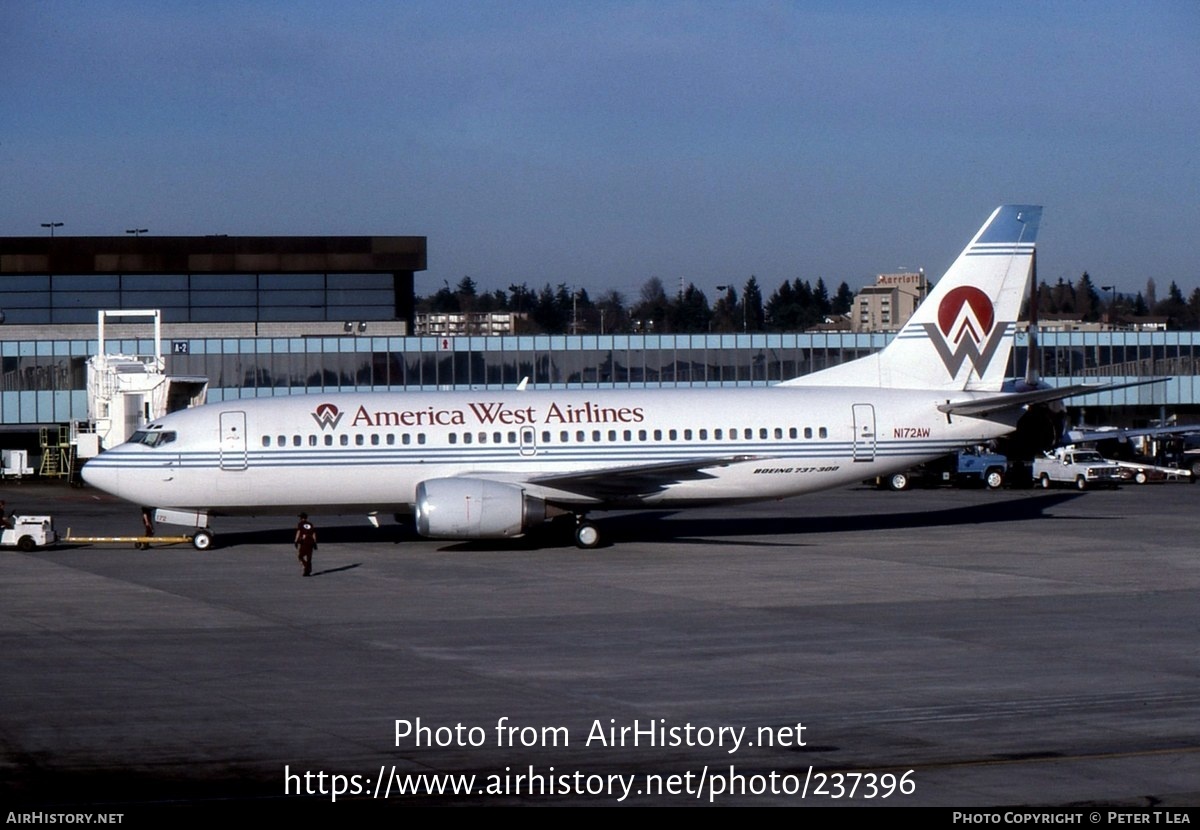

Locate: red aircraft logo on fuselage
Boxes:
[311,403,344,430]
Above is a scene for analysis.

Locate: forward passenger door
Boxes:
[219,411,248,470]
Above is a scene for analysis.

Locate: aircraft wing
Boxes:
[527,455,761,500]
[939,379,1165,418]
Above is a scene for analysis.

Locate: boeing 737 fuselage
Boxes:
[82,205,1054,549]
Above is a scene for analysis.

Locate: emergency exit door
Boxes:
[219,411,247,470]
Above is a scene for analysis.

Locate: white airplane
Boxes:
[83,205,1086,550]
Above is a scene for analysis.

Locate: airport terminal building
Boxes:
[1,234,1198,444]
[0,235,424,328]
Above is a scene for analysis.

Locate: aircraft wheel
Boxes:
[135,541,149,551]
[887,472,909,491]
[192,530,214,551]
[985,469,1004,490]
[1075,476,1088,491]
[17,535,35,552]
[1134,470,1148,485]
[575,523,600,549]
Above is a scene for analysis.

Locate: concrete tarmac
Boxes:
[1,479,1198,810]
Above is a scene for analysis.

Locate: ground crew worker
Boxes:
[295,512,317,577]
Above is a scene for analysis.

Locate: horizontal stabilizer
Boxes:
[939,379,1167,418]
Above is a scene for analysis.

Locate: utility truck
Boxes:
[1033,448,1121,490]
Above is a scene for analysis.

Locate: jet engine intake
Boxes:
[415,478,547,539]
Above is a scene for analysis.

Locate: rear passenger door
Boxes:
[852,404,876,462]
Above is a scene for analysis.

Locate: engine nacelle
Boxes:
[414,478,547,539]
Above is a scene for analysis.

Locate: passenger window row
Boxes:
[262,433,428,447]
[259,425,829,448]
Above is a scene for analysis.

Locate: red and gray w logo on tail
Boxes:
[924,286,1010,379]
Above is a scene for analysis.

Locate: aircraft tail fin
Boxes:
[780,204,1041,392]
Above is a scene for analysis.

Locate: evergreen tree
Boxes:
[1153,281,1188,328]
[831,282,854,316]
[431,282,459,312]
[507,283,533,315]
[1050,278,1075,314]
[531,283,569,333]
[711,285,739,332]
[813,278,832,317]
[670,284,712,332]
[475,288,507,313]
[801,279,826,329]
[1074,272,1101,322]
[452,276,479,312]
[765,279,798,330]
[1187,288,1200,330]
[742,276,765,332]
[456,275,478,297]
[1036,280,1056,314]
[765,278,827,331]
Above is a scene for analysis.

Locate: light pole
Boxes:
[40,222,63,237]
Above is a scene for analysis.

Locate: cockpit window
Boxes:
[129,430,177,448]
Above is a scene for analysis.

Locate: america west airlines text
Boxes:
[341,401,646,429]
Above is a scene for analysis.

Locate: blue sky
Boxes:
[2,1,1196,301]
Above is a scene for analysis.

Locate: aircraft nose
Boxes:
[80,457,118,495]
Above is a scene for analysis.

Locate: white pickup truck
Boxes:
[1033,448,1122,490]
[1,515,58,551]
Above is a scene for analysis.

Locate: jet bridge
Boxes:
[83,310,208,455]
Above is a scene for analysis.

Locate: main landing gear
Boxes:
[573,516,601,549]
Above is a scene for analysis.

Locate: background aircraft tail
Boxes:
[781,204,1041,392]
